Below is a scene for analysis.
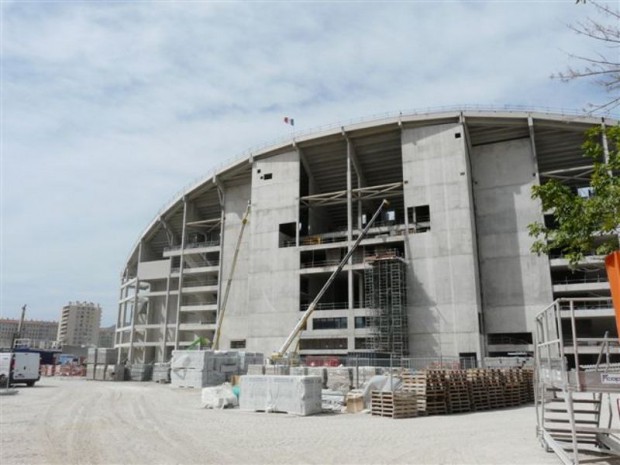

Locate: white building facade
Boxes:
[57,302,102,347]
[115,110,616,365]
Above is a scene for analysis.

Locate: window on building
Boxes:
[354,338,371,350]
[354,317,368,329]
[408,205,431,233]
[299,338,347,350]
[487,332,533,345]
[279,222,297,248]
[312,317,347,330]
[230,340,246,349]
[262,173,273,180]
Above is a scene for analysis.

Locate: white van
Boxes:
[0,352,41,387]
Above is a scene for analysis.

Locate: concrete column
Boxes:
[128,242,143,363]
[174,198,188,350]
[460,115,484,359]
[346,137,355,343]
[161,268,172,361]
[216,186,226,333]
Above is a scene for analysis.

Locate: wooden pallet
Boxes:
[371,391,418,419]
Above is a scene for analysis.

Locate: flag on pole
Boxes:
[283,117,295,126]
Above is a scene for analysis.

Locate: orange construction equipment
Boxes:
[606,251,620,339]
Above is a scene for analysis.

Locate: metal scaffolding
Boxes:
[364,251,408,357]
[535,298,620,465]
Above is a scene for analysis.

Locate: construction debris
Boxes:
[201,383,238,409]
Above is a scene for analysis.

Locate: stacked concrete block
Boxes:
[94,364,116,381]
[247,364,265,375]
[152,363,171,383]
[307,367,327,387]
[326,367,353,394]
[290,366,309,376]
[130,364,153,381]
[237,352,264,373]
[264,365,290,376]
[213,351,240,379]
[171,350,247,388]
[86,348,119,381]
[239,375,322,416]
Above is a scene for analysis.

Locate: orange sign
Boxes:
[606,251,620,339]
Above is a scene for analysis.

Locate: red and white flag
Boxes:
[283,117,295,126]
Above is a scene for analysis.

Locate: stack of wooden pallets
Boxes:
[401,370,448,415]
[445,370,472,414]
[522,368,534,402]
[501,369,522,407]
[466,369,491,411]
[370,391,418,419]
[485,369,507,409]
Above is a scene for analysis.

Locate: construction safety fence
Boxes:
[40,364,86,377]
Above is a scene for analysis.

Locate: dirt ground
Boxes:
[0,376,560,465]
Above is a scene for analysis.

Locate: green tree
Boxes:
[529,125,620,265]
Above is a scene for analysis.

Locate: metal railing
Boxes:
[299,302,354,312]
[164,240,220,253]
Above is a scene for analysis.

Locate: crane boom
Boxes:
[212,202,251,350]
[275,199,390,357]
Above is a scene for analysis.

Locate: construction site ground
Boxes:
[2,377,559,465]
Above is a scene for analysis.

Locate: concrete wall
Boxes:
[247,150,301,354]
[471,138,553,335]
[402,123,482,358]
[218,182,251,349]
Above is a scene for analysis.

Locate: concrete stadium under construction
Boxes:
[114,108,616,366]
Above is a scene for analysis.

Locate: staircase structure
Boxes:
[535,298,620,465]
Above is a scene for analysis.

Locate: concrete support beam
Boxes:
[174,198,188,350]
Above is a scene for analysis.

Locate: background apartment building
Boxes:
[57,301,102,347]
[0,318,59,349]
[116,109,616,366]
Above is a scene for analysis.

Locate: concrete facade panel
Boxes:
[472,138,553,339]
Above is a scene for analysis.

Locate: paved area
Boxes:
[0,376,560,465]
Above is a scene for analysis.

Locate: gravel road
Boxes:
[0,376,559,465]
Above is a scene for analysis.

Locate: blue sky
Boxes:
[1,1,616,326]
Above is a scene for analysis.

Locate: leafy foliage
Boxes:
[529,125,620,265]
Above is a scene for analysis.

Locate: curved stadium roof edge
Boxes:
[123,106,618,270]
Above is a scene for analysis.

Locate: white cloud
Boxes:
[1,1,615,324]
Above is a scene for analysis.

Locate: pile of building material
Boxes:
[401,370,448,415]
[307,367,327,387]
[237,352,264,373]
[467,369,491,411]
[152,363,171,383]
[371,391,417,419]
[486,369,507,409]
[400,368,534,416]
[239,375,322,416]
[86,348,121,381]
[129,363,153,381]
[264,364,289,376]
[247,364,264,375]
[170,350,263,389]
[445,370,472,414]
[325,367,352,393]
[171,350,223,388]
[201,383,238,409]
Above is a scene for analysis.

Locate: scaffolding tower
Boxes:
[364,250,408,357]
